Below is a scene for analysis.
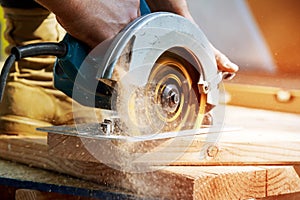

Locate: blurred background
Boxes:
[188,0,300,75]
[188,0,300,113]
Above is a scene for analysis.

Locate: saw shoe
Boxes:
[0,7,102,136]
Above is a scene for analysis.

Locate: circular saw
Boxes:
[74,12,227,135]
[0,12,234,138]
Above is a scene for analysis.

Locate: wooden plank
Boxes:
[0,136,292,199]
[260,166,300,197]
[47,105,300,165]
[185,166,266,199]
[122,166,268,199]
[47,130,300,166]
[1,106,300,199]
[257,167,300,199]
[1,136,300,199]
[259,192,300,200]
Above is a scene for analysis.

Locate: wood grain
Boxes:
[1,136,300,199]
[260,192,300,200]
[262,166,300,196]
[1,106,300,199]
[47,106,300,166]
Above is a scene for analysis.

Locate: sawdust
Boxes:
[119,166,195,199]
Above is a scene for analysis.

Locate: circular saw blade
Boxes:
[114,50,207,136]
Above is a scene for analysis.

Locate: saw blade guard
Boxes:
[98,12,219,106]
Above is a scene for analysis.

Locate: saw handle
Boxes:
[53,0,151,107]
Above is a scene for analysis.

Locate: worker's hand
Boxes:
[35,0,140,48]
[212,45,239,73]
[146,0,239,73]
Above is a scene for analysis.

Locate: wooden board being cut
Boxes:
[47,106,300,166]
[1,138,300,200]
[0,106,300,199]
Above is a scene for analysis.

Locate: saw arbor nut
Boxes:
[161,84,180,113]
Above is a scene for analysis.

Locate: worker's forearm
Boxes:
[34,0,139,48]
[34,0,192,47]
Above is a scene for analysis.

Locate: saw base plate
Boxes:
[37,123,239,142]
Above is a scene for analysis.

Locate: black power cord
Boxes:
[0,42,67,102]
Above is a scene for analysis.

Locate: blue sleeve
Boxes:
[140,0,151,15]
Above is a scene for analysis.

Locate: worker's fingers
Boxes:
[212,46,239,73]
[215,53,239,73]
